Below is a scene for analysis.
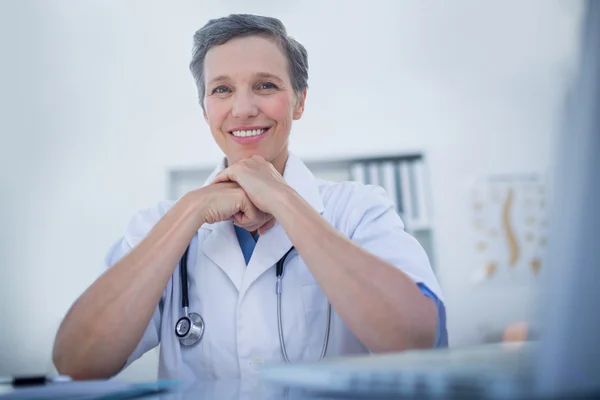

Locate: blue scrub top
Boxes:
[233,226,448,348]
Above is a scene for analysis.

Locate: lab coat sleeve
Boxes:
[344,184,443,298]
[103,200,174,370]
[343,183,447,345]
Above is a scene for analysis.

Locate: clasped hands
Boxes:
[195,155,290,234]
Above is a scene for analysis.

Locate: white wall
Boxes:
[0,0,584,379]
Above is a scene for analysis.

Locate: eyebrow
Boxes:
[207,72,285,86]
[207,75,229,86]
[253,72,284,84]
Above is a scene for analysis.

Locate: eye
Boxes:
[257,82,278,90]
[211,85,231,94]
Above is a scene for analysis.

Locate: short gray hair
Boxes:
[189,14,308,107]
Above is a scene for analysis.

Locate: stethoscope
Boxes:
[174,244,332,363]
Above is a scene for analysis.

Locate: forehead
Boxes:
[203,35,290,82]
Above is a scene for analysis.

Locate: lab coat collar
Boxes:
[199,152,324,293]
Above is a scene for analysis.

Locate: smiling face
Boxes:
[202,35,306,174]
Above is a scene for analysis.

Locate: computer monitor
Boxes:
[534,0,600,396]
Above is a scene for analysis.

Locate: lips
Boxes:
[228,127,271,144]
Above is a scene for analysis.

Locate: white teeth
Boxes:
[231,128,266,137]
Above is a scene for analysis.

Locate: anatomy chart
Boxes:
[469,175,547,286]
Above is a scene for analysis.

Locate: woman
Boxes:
[52,13,447,382]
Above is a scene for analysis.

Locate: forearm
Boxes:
[274,189,437,352]
[53,192,206,379]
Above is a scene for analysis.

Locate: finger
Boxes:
[232,197,264,227]
[232,212,253,227]
[234,211,270,231]
[233,205,272,232]
[234,217,265,233]
[257,218,277,235]
[237,213,272,233]
[212,167,236,184]
[232,211,248,225]
[231,211,243,222]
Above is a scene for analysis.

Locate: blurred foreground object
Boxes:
[502,321,529,343]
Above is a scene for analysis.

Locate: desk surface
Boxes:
[143,379,600,400]
[139,379,308,400]
[141,378,392,400]
[2,378,595,400]
[0,379,335,400]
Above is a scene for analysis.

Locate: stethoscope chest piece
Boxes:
[175,311,205,347]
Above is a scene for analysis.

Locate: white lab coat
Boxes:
[104,152,443,381]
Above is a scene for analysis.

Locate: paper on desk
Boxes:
[0,379,180,400]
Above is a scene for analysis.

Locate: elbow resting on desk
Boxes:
[364,295,438,354]
[51,299,139,381]
[52,332,125,380]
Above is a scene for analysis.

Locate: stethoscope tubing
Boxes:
[178,243,331,362]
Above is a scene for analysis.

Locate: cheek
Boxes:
[264,95,295,123]
[204,99,228,129]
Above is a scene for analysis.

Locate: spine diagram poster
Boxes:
[469,174,547,286]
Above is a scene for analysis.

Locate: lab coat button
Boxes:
[249,356,265,371]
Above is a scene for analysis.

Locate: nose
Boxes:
[231,90,259,119]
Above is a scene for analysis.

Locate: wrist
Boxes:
[270,185,303,220]
[179,189,210,226]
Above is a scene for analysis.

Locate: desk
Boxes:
[3,378,596,399]
[131,379,600,400]
[138,378,396,400]
[135,378,600,400]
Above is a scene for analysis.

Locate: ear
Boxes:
[292,88,307,120]
[203,106,208,123]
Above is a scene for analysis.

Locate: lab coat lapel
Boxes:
[199,158,246,291]
[239,152,325,297]
[239,222,292,297]
[202,221,246,291]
